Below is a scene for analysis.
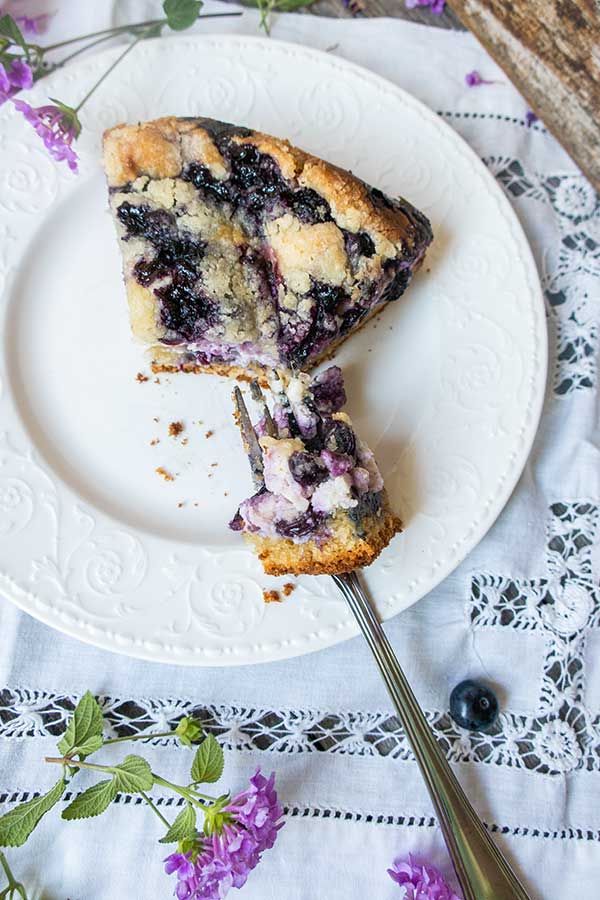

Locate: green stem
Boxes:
[45,756,215,812]
[152,776,214,806]
[140,790,171,829]
[41,12,242,54]
[0,852,27,899]
[44,756,114,775]
[73,24,150,113]
[41,19,164,52]
[54,33,121,67]
[44,757,215,808]
[103,730,175,747]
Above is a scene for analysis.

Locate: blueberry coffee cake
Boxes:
[103,116,432,378]
[229,366,402,575]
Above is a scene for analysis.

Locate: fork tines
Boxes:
[233,386,265,489]
[250,379,277,437]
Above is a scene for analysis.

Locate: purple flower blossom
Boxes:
[465,70,494,87]
[0,1,51,34]
[164,770,284,899]
[0,57,33,104]
[405,0,446,14]
[15,13,50,35]
[341,0,366,14]
[388,855,462,900]
[526,111,538,127]
[12,100,80,172]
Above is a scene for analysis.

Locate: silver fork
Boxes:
[234,384,532,900]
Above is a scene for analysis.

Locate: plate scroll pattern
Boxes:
[0,36,546,665]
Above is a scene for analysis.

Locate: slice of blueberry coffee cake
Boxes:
[229,366,402,575]
[103,116,432,378]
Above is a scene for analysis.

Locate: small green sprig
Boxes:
[242,0,316,35]
[0,690,227,855]
[0,852,27,900]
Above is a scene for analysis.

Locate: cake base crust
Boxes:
[244,508,402,576]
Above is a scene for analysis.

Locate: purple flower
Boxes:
[405,0,446,13]
[465,70,494,87]
[0,1,51,35]
[0,57,33,104]
[164,770,284,899]
[341,0,366,14]
[15,13,50,35]
[526,111,538,127]
[388,855,461,900]
[12,100,80,172]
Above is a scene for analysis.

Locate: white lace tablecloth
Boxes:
[1,2,599,898]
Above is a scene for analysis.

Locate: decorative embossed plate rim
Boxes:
[0,35,546,666]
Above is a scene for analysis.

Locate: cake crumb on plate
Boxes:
[136,372,149,383]
[282,583,295,596]
[150,438,159,446]
[156,467,174,482]
[168,421,184,437]
[205,429,214,439]
[263,589,281,604]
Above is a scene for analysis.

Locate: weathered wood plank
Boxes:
[304,0,464,28]
[447,0,600,190]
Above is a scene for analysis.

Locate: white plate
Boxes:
[0,35,546,666]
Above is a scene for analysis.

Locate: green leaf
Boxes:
[57,691,103,758]
[0,777,65,848]
[274,0,314,8]
[0,15,27,50]
[175,716,203,748]
[142,23,165,38]
[61,779,117,821]
[178,834,201,862]
[163,0,203,31]
[190,734,223,784]
[113,755,153,793]
[72,734,103,757]
[159,804,197,843]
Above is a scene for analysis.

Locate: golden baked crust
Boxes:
[103,116,424,255]
[244,505,402,576]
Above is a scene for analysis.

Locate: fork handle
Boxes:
[332,571,532,900]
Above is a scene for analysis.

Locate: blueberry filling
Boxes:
[288,451,329,488]
[310,366,346,413]
[379,262,411,304]
[367,186,396,211]
[117,200,213,342]
[288,188,332,225]
[157,283,217,341]
[343,230,375,265]
[133,236,204,287]
[117,202,176,243]
[285,302,338,368]
[340,305,367,335]
[348,491,382,523]
[275,510,325,539]
[182,163,231,203]
[321,419,356,457]
[283,281,350,367]
[185,145,332,232]
[194,118,253,148]
[309,280,348,313]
